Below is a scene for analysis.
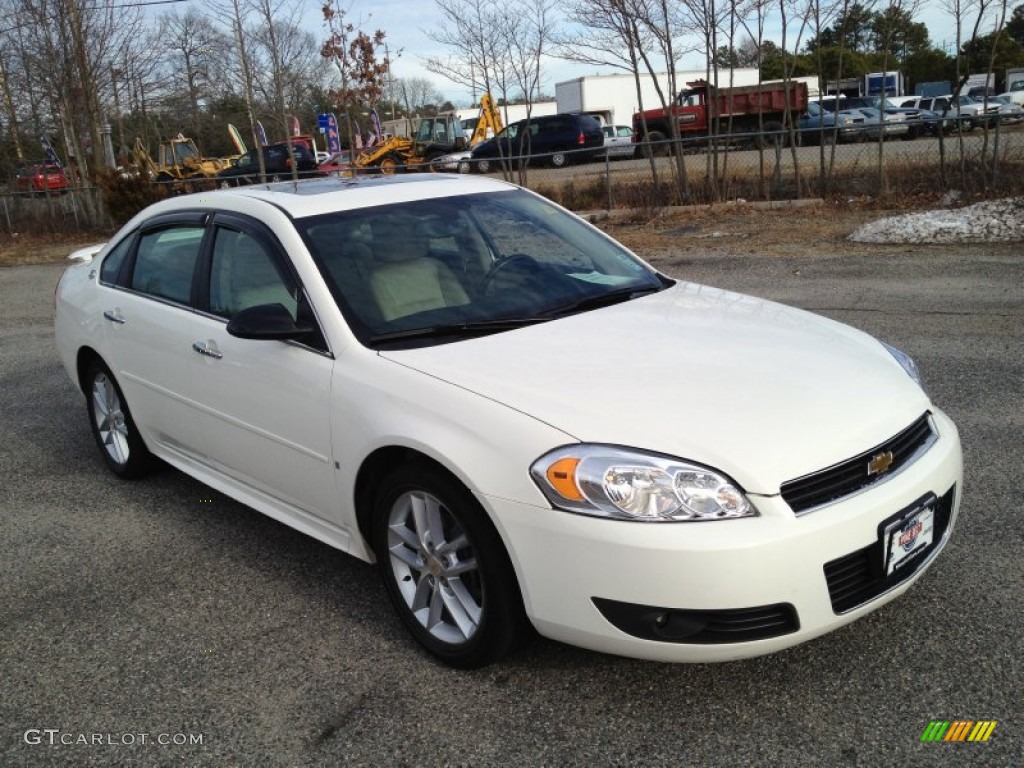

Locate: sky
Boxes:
[176,0,995,109]
[315,0,980,107]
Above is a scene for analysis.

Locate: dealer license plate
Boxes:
[883,500,935,576]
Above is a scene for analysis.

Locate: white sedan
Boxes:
[54,175,962,667]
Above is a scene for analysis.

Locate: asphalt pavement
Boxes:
[1,242,1021,767]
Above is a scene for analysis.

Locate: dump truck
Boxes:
[631,79,809,154]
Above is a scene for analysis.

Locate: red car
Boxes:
[318,150,355,177]
[13,164,70,195]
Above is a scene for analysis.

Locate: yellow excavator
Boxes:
[133,135,231,190]
[353,94,504,174]
[353,114,467,174]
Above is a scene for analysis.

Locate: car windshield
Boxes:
[297,189,668,347]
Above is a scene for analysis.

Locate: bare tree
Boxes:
[392,77,445,114]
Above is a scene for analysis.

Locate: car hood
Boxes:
[378,283,931,494]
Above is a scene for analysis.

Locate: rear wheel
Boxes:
[372,464,528,668]
[757,121,787,149]
[550,150,570,168]
[476,158,492,174]
[85,361,157,479]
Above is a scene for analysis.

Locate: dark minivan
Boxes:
[470,113,604,171]
[218,143,321,186]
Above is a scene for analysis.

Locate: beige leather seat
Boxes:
[369,221,469,322]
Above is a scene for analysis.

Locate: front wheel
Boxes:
[85,361,157,478]
[641,131,670,158]
[377,154,406,174]
[372,464,528,668]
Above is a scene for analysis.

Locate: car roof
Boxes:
[128,174,520,222]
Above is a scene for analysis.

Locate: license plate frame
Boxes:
[882,494,937,577]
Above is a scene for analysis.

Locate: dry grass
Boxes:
[0,231,109,268]
[595,198,916,262]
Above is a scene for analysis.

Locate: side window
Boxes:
[208,228,299,319]
[99,236,132,285]
[130,225,204,304]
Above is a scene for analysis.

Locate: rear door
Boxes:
[98,213,213,461]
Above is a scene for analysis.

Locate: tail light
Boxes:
[577,131,585,145]
[285,157,292,169]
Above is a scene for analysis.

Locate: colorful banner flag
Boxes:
[325,114,341,154]
[352,119,362,150]
[227,124,247,154]
[291,116,301,137]
[254,121,268,147]
[371,108,383,140]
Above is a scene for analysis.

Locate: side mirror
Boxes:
[226,303,313,340]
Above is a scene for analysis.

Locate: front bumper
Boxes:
[484,408,962,662]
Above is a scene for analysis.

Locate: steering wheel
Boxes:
[481,253,541,295]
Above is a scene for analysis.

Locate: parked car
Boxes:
[898,96,976,131]
[952,94,1002,127]
[796,101,866,144]
[54,175,963,668]
[602,124,637,159]
[430,148,474,174]
[12,163,69,195]
[217,142,320,186]
[857,107,911,140]
[996,89,1024,107]
[470,113,604,171]
[989,95,1024,123]
[879,98,950,137]
[319,150,355,177]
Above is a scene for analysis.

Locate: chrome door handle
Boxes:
[102,310,126,324]
[191,341,223,360]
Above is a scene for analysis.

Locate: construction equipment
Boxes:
[133,134,232,190]
[353,114,468,174]
[466,93,504,145]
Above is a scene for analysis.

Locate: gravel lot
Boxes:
[1,205,1021,767]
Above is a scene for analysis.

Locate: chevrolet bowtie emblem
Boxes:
[867,450,895,476]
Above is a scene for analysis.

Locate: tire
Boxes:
[642,131,670,158]
[378,154,405,175]
[757,122,786,150]
[550,150,569,168]
[457,160,472,174]
[372,463,528,668]
[85,361,157,479]
[476,158,492,174]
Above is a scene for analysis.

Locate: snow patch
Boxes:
[848,198,1024,243]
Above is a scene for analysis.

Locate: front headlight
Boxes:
[530,445,758,522]
[882,342,923,387]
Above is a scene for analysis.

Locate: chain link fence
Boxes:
[0,186,105,235]
[3,121,1022,236]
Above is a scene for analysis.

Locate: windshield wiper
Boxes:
[539,285,663,318]
[369,317,549,344]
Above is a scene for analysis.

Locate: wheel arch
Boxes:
[354,445,488,554]
[75,346,106,395]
